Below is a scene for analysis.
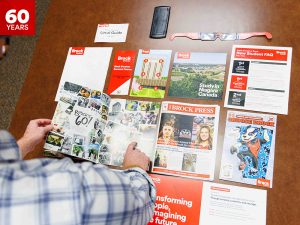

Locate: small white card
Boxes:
[94,23,129,42]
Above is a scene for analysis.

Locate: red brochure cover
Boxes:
[148,174,203,225]
[107,50,136,95]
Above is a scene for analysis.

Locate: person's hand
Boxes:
[123,142,150,171]
[17,119,53,158]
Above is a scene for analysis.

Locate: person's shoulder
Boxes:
[0,130,20,162]
[0,130,16,143]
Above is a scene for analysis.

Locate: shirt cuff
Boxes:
[124,167,156,203]
[124,167,154,185]
[0,130,22,162]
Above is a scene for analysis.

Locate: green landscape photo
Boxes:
[168,53,227,100]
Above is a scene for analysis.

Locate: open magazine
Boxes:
[44,81,161,166]
[100,98,161,166]
[152,101,220,180]
[219,110,277,188]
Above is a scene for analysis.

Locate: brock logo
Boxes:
[152,177,161,184]
[71,47,85,55]
[118,56,131,62]
[177,52,190,59]
[142,49,150,54]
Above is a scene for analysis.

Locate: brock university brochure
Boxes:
[130,49,172,99]
[55,47,112,101]
[149,174,267,225]
[168,52,227,100]
[224,45,292,115]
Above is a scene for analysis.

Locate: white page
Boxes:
[200,182,267,225]
[94,24,129,42]
[224,45,292,115]
[55,47,112,101]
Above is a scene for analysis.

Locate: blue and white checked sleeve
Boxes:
[78,163,156,225]
[0,130,156,225]
[0,130,21,162]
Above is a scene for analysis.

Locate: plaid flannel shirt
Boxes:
[0,130,156,225]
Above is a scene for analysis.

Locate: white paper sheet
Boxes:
[224,45,292,115]
[94,23,129,42]
[55,47,112,101]
[200,182,267,225]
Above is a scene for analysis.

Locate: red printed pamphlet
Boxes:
[107,50,136,95]
[149,174,267,225]
[149,174,203,225]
